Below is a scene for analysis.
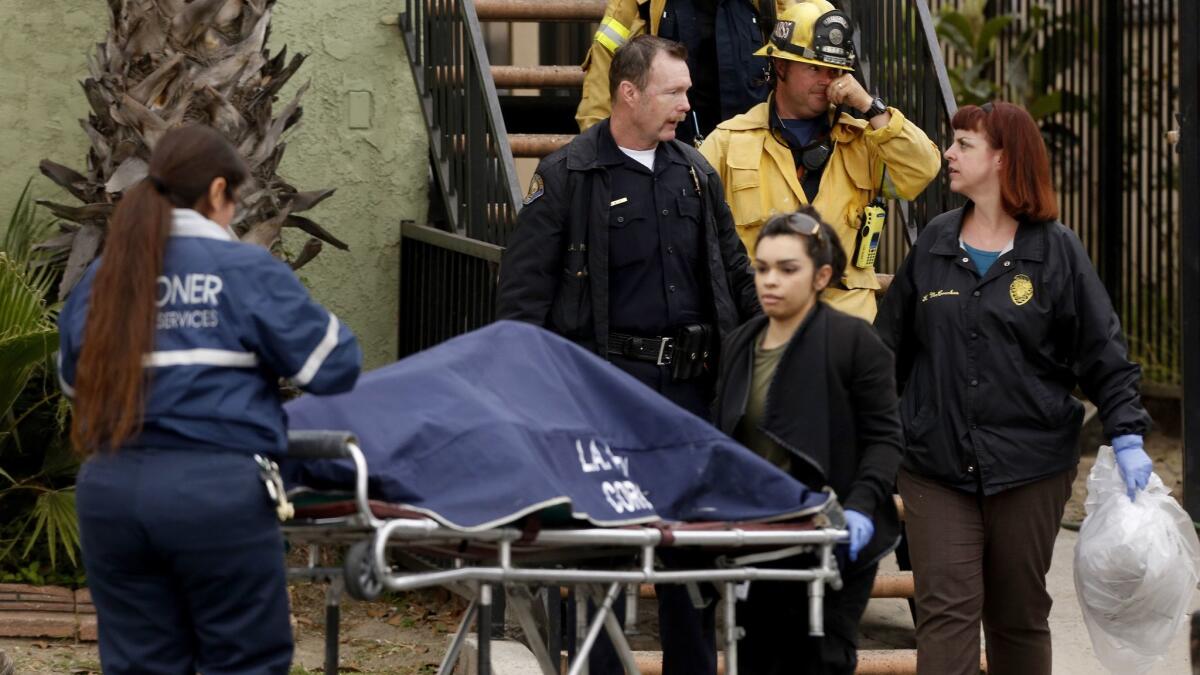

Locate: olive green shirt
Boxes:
[734,328,792,473]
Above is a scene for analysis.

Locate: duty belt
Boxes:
[608,332,675,366]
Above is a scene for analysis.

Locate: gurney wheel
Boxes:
[343,540,383,601]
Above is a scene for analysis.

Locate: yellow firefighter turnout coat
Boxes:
[699,100,941,321]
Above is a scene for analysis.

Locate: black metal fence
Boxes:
[1178,0,1198,517]
[399,0,522,245]
[924,0,1183,387]
[395,0,1185,391]
[399,222,503,358]
[847,0,962,274]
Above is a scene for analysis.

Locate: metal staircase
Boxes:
[394,3,964,672]
[396,0,959,357]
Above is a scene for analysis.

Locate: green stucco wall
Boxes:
[0,0,427,369]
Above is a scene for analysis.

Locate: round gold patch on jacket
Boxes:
[1009,274,1033,306]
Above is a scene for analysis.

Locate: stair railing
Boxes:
[399,0,523,246]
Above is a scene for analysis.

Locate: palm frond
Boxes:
[0,254,58,422]
[3,179,57,262]
[40,0,341,297]
[21,488,80,569]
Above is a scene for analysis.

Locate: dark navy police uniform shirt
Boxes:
[656,0,770,144]
[599,129,712,336]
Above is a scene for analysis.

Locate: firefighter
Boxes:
[576,0,794,146]
[699,0,941,321]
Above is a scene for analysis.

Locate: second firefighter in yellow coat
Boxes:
[700,0,941,321]
[577,0,795,145]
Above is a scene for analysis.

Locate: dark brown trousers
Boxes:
[898,468,1074,675]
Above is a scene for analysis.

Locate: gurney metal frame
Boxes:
[283,431,849,675]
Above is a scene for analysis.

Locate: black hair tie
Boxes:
[148,175,169,195]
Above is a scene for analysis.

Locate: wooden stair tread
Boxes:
[509,133,576,157]
[626,571,913,602]
[491,65,584,88]
[627,648,976,675]
[475,0,605,22]
[630,650,986,674]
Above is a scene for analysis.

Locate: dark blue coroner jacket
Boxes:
[57,209,362,455]
[285,321,831,530]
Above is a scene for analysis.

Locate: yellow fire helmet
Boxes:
[755,0,856,72]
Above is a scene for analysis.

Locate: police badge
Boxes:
[1009,274,1034,306]
[523,173,544,205]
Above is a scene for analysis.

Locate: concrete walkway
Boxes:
[860,528,1200,674]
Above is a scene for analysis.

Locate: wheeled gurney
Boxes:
[281,430,849,675]
[278,323,851,674]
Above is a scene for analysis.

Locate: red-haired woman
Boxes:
[57,125,361,674]
[875,101,1151,674]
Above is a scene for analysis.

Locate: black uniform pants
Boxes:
[738,562,879,675]
[76,449,293,675]
[573,356,717,674]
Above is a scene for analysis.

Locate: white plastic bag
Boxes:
[1074,445,1200,673]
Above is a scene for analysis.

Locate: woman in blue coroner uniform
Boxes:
[57,125,362,675]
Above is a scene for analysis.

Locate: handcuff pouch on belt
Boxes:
[670,323,711,381]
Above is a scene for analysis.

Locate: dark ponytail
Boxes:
[71,125,249,455]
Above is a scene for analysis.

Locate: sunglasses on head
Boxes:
[784,212,823,241]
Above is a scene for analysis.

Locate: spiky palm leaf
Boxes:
[38,0,346,298]
[0,253,57,423]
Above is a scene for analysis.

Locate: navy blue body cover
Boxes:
[283,321,828,531]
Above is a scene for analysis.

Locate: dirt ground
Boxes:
[0,431,1186,674]
[0,583,468,675]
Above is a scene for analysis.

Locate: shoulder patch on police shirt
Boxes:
[523,173,545,205]
[1009,274,1034,306]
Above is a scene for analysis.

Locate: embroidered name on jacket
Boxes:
[921,289,960,302]
[156,273,223,329]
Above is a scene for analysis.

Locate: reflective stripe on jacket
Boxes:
[57,209,362,455]
[699,100,941,321]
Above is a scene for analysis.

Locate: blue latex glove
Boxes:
[1113,434,1152,502]
[844,509,874,562]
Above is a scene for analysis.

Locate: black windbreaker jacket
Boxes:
[874,206,1151,495]
[713,305,903,570]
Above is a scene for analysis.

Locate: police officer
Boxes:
[497,35,758,675]
[700,0,941,321]
[577,0,795,146]
[58,125,362,675]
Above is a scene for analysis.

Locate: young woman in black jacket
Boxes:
[712,207,904,675]
[874,102,1152,675]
